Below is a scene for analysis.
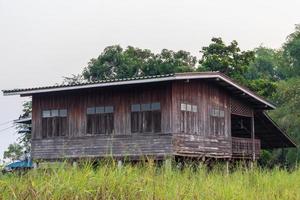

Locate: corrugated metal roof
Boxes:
[2,73,175,94]
[2,72,275,109]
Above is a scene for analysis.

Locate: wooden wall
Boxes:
[31,79,253,160]
[32,82,173,138]
[31,134,172,160]
[31,82,173,159]
[171,80,232,157]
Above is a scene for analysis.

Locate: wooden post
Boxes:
[72,161,78,168]
[164,158,172,170]
[226,160,229,175]
[251,111,256,162]
[117,160,123,168]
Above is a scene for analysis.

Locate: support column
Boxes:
[117,160,123,168]
[251,111,255,162]
[226,160,229,175]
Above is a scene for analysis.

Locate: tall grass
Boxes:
[0,160,300,200]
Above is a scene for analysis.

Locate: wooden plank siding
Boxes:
[31,82,173,160]
[171,80,232,157]
[32,82,173,138]
[31,79,258,160]
[31,134,172,160]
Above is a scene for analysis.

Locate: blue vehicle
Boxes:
[2,158,33,173]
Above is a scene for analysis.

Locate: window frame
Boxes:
[180,102,199,133]
[86,106,115,135]
[210,107,225,136]
[130,102,161,134]
[41,109,68,138]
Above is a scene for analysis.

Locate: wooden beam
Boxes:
[251,111,256,161]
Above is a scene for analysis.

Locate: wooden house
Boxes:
[3,72,296,161]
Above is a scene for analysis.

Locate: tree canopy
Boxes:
[198,37,255,84]
[283,24,300,77]
[3,143,24,161]
[82,45,197,81]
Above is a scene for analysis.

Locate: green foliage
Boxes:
[16,101,32,152]
[268,77,300,167]
[3,143,24,161]
[247,78,277,98]
[0,162,300,199]
[247,47,285,81]
[283,24,300,77]
[198,37,255,84]
[4,101,32,160]
[83,45,197,81]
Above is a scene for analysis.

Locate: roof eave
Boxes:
[174,73,276,109]
[262,112,297,148]
[2,76,177,96]
[2,72,275,109]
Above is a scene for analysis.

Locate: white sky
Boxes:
[0,0,299,160]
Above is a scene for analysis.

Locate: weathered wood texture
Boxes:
[31,80,259,160]
[32,82,173,139]
[31,83,173,160]
[172,134,231,158]
[232,137,260,159]
[230,97,253,117]
[171,80,232,157]
[31,134,172,160]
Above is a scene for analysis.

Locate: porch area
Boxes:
[232,137,261,159]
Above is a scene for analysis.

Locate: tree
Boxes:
[4,101,32,160]
[82,45,197,81]
[246,47,285,81]
[283,24,300,77]
[198,37,254,84]
[244,47,285,98]
[268,77,300,167]
[141,49,197,76]
[247,79,277,98]
[3,143,24,161]
[16,101,32,152]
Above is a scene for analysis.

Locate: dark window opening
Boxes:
[42,109,68,138]
[86,106,114,135]
[231,114,252,138]
[131,102,161,133]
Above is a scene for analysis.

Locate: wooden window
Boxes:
[210,108,225,136]
[181,103,187,111]
[180,102,198,133]
[153,110,161,133]
[186,104,192,112]
[42,109,68,138]
[192,105,198,113]
[96,106,104,114]
[131,102,161,133]
[86,106,114,135]
[42,110,51,118]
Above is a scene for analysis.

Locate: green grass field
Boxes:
[0,161,299,200]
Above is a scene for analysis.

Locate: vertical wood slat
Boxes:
[32,82,172,139]
[232,137,260,158]
[171,80,231,137]
[171,79,232,157]
[31,79,258,160]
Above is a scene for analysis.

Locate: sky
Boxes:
[0,0,299,160]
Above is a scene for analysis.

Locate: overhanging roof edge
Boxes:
[2,72,275,109]
[261,112,297,148]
